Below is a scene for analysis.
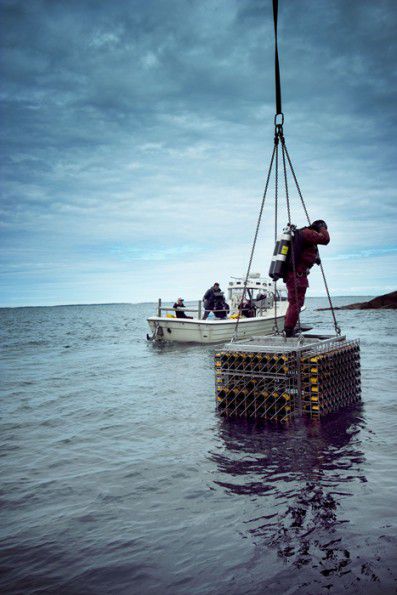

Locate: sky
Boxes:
[1,0,396,307]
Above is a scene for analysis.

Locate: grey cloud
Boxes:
[1,0,396,304]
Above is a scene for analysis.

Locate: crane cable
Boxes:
[273,0,282,117]
[232,0,340,341]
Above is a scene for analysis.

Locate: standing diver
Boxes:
[283,220,330,337]
[202,282,221,319]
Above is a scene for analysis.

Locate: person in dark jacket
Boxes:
[173,297,193,319]
[213,292,230,319]
[239,299,256,318]
[202,282,221,319]
[284,220,330,337]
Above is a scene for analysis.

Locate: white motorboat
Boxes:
[147,274,289,344]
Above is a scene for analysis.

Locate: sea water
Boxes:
[1,298,396,594]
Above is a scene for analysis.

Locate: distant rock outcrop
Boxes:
[317,291,397,311]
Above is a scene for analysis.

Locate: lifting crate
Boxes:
[214,334,361,421]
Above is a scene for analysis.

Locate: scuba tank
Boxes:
[269,224,295,281]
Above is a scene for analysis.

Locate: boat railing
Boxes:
[157,299,203,318]
[156,295,284,319]
[156,300,234,319]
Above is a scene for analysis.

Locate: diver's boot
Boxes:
[283,327,294,337]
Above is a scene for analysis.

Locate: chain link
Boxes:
[281,138,301,334]
[232,144,276,341]
[283,143,311,225]
[273,139,280,334]
[319,261,341,334]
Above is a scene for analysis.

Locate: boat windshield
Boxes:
[227,278,285,313]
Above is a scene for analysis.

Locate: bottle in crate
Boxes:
[226,352,237,370]
[251,353,264,373]
[245,378,258,396]
[233,388,249,416]
[230,352,240,370]
[255,390,270,418]
[239,353,250,371]
[281,391,293,410]
[265,353,278,372]
[274,392,291,420]
[217,387,229,414]
[267,391,281,419]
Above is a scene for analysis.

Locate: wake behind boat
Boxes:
[147,274,289,344]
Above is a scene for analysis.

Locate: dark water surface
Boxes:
[1,298,396,594]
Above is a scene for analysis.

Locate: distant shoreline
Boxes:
[0,296,379,309]
[317,291,397,311]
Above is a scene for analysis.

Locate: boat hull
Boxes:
[147,306,287,344]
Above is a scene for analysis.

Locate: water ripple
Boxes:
[0,301,396,593]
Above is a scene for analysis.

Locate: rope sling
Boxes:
[232,0,340,341]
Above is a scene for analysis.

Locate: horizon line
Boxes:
[0,294,381,309]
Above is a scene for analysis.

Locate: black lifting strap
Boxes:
[273,0,282,115]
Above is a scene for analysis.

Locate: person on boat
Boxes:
[283,219,330,337]
[255,291,268,309]
[202,282,221,319]
[239,299,256,318]
[173,297,193,319]
[213,292,230,319]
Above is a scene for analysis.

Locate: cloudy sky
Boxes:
[1,0,396,306]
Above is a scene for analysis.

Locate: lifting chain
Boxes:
[272,133,280,334]
[233,0,341,341]
[231,145,276,342]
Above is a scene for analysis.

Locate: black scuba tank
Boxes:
[269,224,295,281]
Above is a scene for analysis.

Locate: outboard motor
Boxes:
[269,224,295,281]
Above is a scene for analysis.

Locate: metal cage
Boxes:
[214,335,361,421]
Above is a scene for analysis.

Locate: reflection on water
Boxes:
[212,407,368,581]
